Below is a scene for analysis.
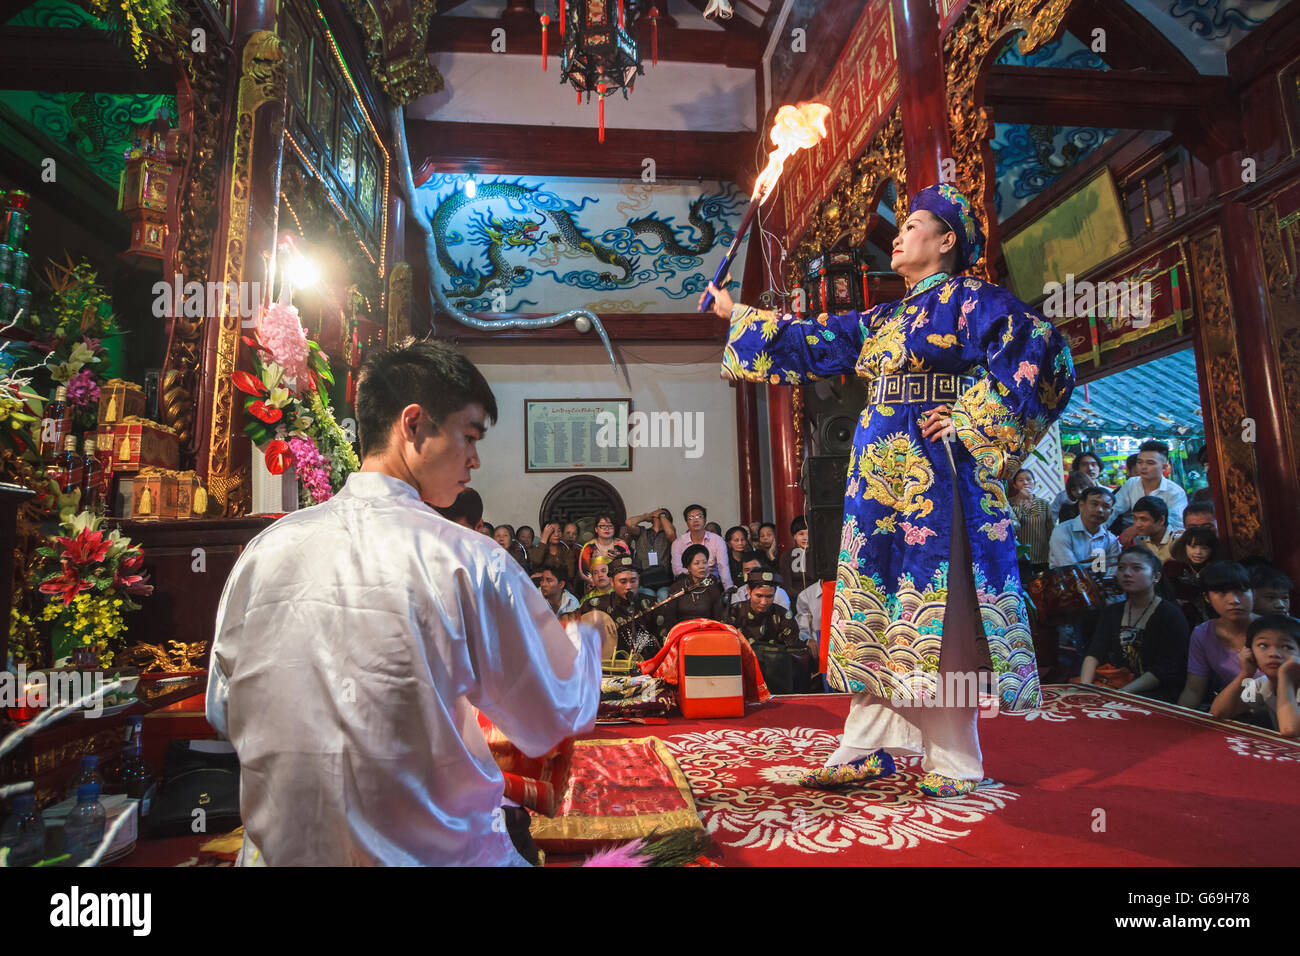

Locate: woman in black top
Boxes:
[724,526,750,589]
[658,543,727,635]
[1081,546,1190,703]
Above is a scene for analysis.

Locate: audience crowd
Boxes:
[432,436,1297,733]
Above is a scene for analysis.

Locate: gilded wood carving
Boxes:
[1253,200,1300,487]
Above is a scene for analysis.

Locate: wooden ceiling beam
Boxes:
[405,118,757,181]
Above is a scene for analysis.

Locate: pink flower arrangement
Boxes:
[288,435,333,503]
[258,301,312,388]
[66,367,101,409]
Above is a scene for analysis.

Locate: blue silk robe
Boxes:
[722,272,1075,713]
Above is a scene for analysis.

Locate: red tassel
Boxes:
[577,88,582,105]
[819,267,827,311]
[650,7,659,66]
[861,265,870,309]
[598,82,606,143]
[540,15,549,70]
[618,0,624,27]
[559,0,565,36]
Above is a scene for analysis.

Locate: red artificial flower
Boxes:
[265,439,293,475]
[120,551,144,573]
[56,529,112,566]
[233,370,269,397]
[241,335,261,350]
[248,400,282,424]
[39,562,92,607]
[114,572,154,597]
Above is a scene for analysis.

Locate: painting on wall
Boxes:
[1002,168,1130,302]
[413,174,749,315]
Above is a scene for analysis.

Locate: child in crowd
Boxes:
[1210,615,1300,738]
[1175,561,1257,711]
[1249,564,1293,617]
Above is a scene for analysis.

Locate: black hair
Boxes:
[1079,485,1114,505]
[739,549,762,564]
[1126,453,1139,469]
[517,525,535,539]
[1133,495,1168,523]
[1118,545,1163,578]
[1184,501,1215,519]
[1249,563,1294,593]
[683,503,707,520]
[681,543,709,568]
[1247,614,1300,647]
[790,515,808,535]
[1066,472,1094,496]
[1201,560,1252,595]
[1139,440,1170,459]
[497,524,515,539]
[536,562,568,587]
[660,508,674,524]
[724,525,749,546]
[356,339,498,458]
[705,522,723,535]
[1071,451,1103,472]
[435,487,483,527]
[481,522,495,535]
[759,522,777,535]
[1171,526,1218,565]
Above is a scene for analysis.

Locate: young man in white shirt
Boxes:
[207,340,601,866]
[1113,439,1189,535]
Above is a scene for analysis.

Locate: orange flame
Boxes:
[752,101,831,205]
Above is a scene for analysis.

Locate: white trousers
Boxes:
[840,694,983,782]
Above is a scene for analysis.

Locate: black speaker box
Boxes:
[805,376,867,456]
[803,454,849,581]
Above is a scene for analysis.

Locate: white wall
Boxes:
[460,341,740,534]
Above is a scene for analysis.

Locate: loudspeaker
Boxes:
[803,454,849,581]
[805,376,867,457]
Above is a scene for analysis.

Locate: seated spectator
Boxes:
[529,522,578,585]
[623,507,676,601]
[1052,451,1105,518]
[532,565,580,616]
[1181,501,1217,534]
[1056,471,1097,523]
[480,521,495,538]
[1049,486,1119,574]
[1163,527,1221,628]
[434,488,487,534]
[728,551,792,615]
[492,524,530,570]
[660,543,727,631]
[1249,563,1293,617]
[794,580,823,654]
[578,514,632,589]
[1176,561,1258,710]
[562,522,580,548]
[580,555,614,606]
[727,569,813,694]
[669,504,733,589]
[747,521,761,543]
[724,525,750,587]
[1113,440,1189,534]
[517,526,536,549]
[756,522,781,570]
[705,521,723,537]
[1190,486,1214,505]
[1131,496,1178,563]
[779,516,816,597]
[1008,468,1053,577]
[1079,546,1190,702]
[582,555,660,658]
[1125,453,1140,480]
[1211,615,1300,737]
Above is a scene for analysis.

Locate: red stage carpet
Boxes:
[588,684,1300,867]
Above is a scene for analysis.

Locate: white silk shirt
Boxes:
[205,471,601,866]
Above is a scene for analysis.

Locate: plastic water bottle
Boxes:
[0,792,46,867]
[64,783,106,864]
[66,754,103,800]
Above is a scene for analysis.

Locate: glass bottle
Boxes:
[40,384,70,463]
[117,715,157,818]
[0,792,46,867]
[46,433,82,497]
[63,783,106,864]
[82,436,107,512]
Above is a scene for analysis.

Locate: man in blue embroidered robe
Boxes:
[703,184,1075,797]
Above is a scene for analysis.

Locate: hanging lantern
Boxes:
[117,111,177,269]
[560,0,647,142]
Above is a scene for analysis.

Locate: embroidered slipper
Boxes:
[918,772,979,798]
[798,749,896,789]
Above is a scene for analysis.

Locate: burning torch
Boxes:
[698,101,831,313]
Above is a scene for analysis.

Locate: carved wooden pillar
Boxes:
[768,389,804,552]
[892,0,950,199]
[735,381,761,525]
[195,27,288,515]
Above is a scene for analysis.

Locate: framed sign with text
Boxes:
[525,399,632,473]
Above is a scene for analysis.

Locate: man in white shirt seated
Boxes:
[669,503,734,589]
[533,565,580,616]
[1049,486,1120,574]
[1112,439,1189,535]
[206,340,601,866]
[729,551,792,615]
[794,580,824,656]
